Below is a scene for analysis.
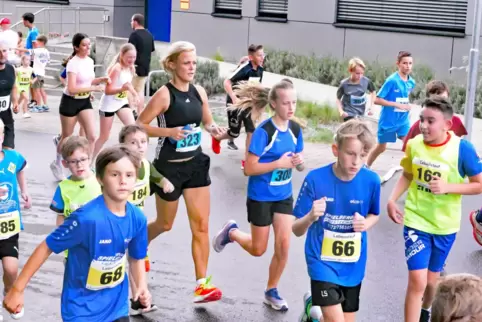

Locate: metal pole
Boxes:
[464,0,482,142]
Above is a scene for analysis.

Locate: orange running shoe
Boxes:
[193,276,222,303]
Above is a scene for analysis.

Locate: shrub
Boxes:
[148,57,224,97]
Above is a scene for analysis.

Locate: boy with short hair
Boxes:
[17,34,50,112]
[0,118,31,319]
[431,273,482,322]
[3,145,152,322]
[118,124,173,316]
[50,135,101,229]
[386,97,482,322]
[367,51,415,168]
[293,119,381,322]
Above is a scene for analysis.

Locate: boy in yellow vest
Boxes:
[386,96,482,322]
[118,124,173,316]
[50,136,101,261]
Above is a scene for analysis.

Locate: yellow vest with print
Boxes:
[404,133,464,235]
[129,159,150,210]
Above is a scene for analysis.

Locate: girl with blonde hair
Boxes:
[137,41,226,303]
[92,43,139,160]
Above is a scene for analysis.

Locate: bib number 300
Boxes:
[86,254,126,291]
[321,230,361,263]
[176,128,201,153]
[270,169,292,186]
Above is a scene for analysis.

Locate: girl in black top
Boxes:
[137,41,225,304]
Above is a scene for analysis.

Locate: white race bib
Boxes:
[86,254,126,291]
[350,94,366,106]
[0,210,21,240]
[394,97,409,113]
[0,95,11,112]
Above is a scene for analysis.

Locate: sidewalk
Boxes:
[14,96,404,175]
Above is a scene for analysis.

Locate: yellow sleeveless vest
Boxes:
[129,158,150,210]
[404,133,465,235]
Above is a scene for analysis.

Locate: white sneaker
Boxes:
[22,113,31,119]
[10,306,23,320]
[381,166,403,185]
[50,161,65,181]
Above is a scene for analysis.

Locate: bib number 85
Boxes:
[332,240,355,257]
[100,266,123,285]
[0,220,15,234]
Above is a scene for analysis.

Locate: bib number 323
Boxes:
[176,127,201,153]
[321,230,361,263]
[86,254,126,290]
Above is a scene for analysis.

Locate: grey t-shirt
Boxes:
[336,76,376,117]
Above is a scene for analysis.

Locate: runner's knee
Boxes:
[408,272,427,293]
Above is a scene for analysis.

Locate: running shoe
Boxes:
[241,160,245,170]
[264,288,288,311]
[50,160,66,181]
[28,101,36,109]
[420,308,430,322]
[381,165,403,185]
[129,298,158,316]
[193,276,222,303]
[29,106,41,113]
[53,134,61,147]
[41,105,50,112]
[211,136,221,154]
[299,292,322,322]
[212,220,238,253]
[469,210,482,246]
[227,140,238,150]
[10,306,24,320]
[22,113,31,119]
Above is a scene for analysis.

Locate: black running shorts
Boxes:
[311,280,362,313]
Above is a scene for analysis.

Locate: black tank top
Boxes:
[154,83,204,161]
[0,64,15,122]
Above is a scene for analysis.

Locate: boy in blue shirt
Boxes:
[0,118,31,319]
[3,145,151,322]
[367,51,416,168]
[294,119,381,322]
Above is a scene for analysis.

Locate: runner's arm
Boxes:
[336,83,345,115]
[292,175,317,237]
[444,140,482,195]
[10,241,52,293]
[104,65,125,95]
[224,79,237,103]
[128,257,147,291]
[389,144,413,202]
[197,85,219,134]
[136,85,172,138]
[11,83,18,109]
[244,153,283,176]
[67,72,98,95]
[56,215,64,226]
[374,97,404,109]
[16,169,28,197]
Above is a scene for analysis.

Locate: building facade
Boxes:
[151,0,478,79]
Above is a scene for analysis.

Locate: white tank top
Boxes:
[99,67,133,113]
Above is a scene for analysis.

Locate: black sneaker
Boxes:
[129,298,158,316]
[227,140,238,150]
[420,308,430,322]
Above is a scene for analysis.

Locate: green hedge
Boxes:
[263,50,482,118]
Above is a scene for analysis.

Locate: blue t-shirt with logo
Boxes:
[378,72,416,132]
[293,164,380,287]
[248,118,304,201]
[0,150,26,231]
[46,195,147,322]
[26,27,39,50]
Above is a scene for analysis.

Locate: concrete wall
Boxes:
[169,0,479,81]
[0,0,140,40]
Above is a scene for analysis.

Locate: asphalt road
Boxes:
[3,130,482,322]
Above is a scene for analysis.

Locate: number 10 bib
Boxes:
[86,254,126,290]
[321,230,361,263]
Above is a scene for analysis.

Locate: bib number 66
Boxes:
[332,240,355,257]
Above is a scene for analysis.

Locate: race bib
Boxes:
[0,95,11,112]
[350,94,366,106]
[130,182,148,207]
[19,77,30,86]
[248,77,261,84]
[413,157,449,192]
[86,254,126,291]
[321,230,361,263]
[0,210,21,240]
[176,127,201,153]
[115,91,128,100]
[270,168,292,186]
[394,97,409,113]
[74,92,90,99]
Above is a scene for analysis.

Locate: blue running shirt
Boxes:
[248,118,304,201]
[0,150,26,237]
[46,195,148,322]
[378,72,416,132]
[293,164,380,287]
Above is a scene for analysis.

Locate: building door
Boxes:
[147,0,171,42]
